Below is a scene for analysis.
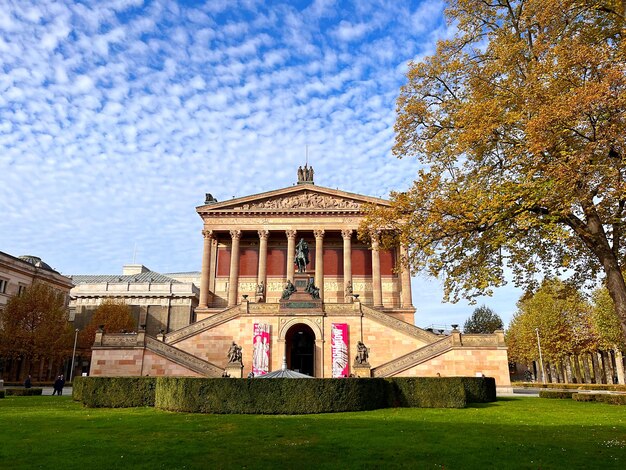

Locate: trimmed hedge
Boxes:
[539,390,575,399]
[573,393,626,405]
[156,377,390,414]
[72,377,156,408]
[5,388,43,396]
[515,382,626,392]
[75,376,496,413]
[0,390,4,398]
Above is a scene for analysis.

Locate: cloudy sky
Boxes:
[0,0,523,328]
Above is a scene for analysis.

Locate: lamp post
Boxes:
[70,328,79,383]
[535,328,546,384]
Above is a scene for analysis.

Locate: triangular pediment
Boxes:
[197,185,390,214]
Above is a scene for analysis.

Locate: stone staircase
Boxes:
[371,336,454,377]
[361,305,439,343]
[145,337,223,377]
[164,305,241,345]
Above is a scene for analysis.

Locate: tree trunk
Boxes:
[591,353,601,383]
[572,355,582,383]
[604,264,626,342]
[598,352,608,384]
[564,358,573,384]
[606,350,616,384]
[615,350,626,385]
[582,354,592,384]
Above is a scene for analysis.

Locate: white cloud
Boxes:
[0,0,523,326]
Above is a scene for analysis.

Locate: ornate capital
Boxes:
[202,229,214,240]
[341,229,353,240]
[313,229,325,239]
[258,230,270,240]
[285,230,297,240]
[230,229,242,240]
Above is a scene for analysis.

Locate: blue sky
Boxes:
[0,0,522,328]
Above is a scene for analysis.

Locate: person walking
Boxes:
[24,375,32,389]
[52,375,62,396]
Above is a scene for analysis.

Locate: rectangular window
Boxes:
[18,284,26,295]
[0,278,7,294]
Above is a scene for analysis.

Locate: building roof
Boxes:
[16,255,57,272]
[71,271,182,285]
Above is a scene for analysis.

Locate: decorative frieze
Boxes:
[231,193,362,211]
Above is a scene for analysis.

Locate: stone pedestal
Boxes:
[225,363,243,378]
[353,365,371,378]
[279,272,323,312]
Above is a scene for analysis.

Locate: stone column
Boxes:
[227,230,242,307]
[314,229,325,301]
[199,229,214,308]
[342,229,353,301]
[286,230,297,281]
[257,230,269,301]
[399,244,413,308]
[209,237,217,293]
[371,231,383,308]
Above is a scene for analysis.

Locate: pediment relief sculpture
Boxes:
[232,192,362,211]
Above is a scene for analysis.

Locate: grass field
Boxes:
[1,396,625,469]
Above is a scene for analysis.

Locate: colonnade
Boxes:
[198,229,412,309]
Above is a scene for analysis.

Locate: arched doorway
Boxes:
[285,323,315,376]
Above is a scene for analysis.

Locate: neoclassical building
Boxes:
[90,168,511,390]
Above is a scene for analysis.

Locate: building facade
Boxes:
[90,169,511,390]
[0,252,74,381]
[70,264,199,336]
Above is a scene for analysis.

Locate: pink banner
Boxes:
[252,323,270,376]
[331,323,349,377]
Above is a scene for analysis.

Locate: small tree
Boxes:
[463,305,503,333]
[0,282,73,377]
[79,299,136,349]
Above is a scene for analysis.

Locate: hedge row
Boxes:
[5,388,43,396]
[74,376,496,413]
[515,382,626,392]
[572,393,626,405]
[539,390,575,399]
[0,390,4,398]
[73,377,156,408]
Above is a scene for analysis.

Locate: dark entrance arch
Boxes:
[285,323,315,376]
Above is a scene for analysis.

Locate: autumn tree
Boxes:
[463,305,504,333]
[591,287,625,350]
[365,0,626,339]
[0,282,73,377]
[79,299,136,349]
[506,278,603,382]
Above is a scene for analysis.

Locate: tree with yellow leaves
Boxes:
[366,0,626,339]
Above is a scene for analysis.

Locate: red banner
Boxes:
[331,323,349,377]
[252,323,270,376]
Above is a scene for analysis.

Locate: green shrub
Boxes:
[516,382,626,392]
[0,390,4,398]
[75,376,495,413]
[387,378,467,408]
[73,377,156,408]
[5,388,43,396]
[539,390,575,399]
[572,392,626,405]
[155,377,390,414]
[459,377,497,403]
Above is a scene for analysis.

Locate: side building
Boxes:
[70,264,199,336]
[0,251,74,381]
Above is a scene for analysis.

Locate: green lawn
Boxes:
[1,396,625,469]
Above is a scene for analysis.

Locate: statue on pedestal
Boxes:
[305,277,320,299]
[256,281,265,302]
[355,341,369,365]
[227,341,242,364]
[281,280,296,300]
[295,238,309,273]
